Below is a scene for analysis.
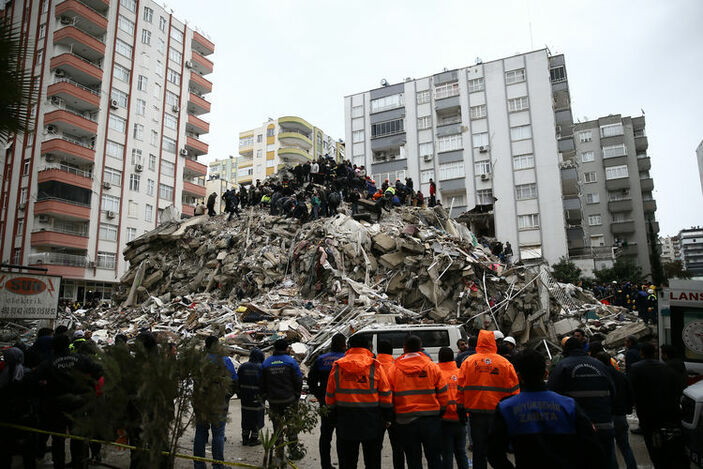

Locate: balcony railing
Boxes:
[36,195,91,207]
[58,51,103,69]
[39,163,92,179]
[52,134,95,149]
[50,103,98,122]
[52,77,100,96]
[28,252,87,266]
[57,0,108,19]
[50,220,89,236]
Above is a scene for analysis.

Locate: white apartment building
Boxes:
[344,49,569,264]
[0,0,213,302]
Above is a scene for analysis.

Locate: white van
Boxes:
[350,324,468,361]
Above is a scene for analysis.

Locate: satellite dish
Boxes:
[380,78,389,87]
[475,57,483,64]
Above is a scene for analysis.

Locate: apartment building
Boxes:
[571,115,658,275]
[678,227,703,275]
[0,0,213,302]
[697,139,703,197]
[660,235,680,264]
[221,117,343,186]
[344,49,570,265]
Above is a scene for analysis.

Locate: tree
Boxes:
[551,257,582,284]
[0,23,36,143]
[594,258,643,284]
[663,260,693,280]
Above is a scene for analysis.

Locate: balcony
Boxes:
[191,30,214,56]
[279,116,312,133]
[189,71,212,95]
[31,229,89,250]
[184,157,207,176]
[635,135,648,152]
[563,197,582,222]
[608,199,633,212]
[34,197,91,220]
[278,131,312,150]
[649,221,660,233]
[79,0,109,13]
[28,252,87,278]
[55,0,108,36]
[611,220,635,234]
[182,204,195,217]
[190,51,213,75]
[37,164,92,190]
[278,147,312,163]
[47,78,100,111]
[50,53,102,86]
[605,177,630,191]
[41,136,95,163]
[185,136,208,156]
[187,113,209,135]
[183,181,206,198]
[54,25,105,61]
[44,109,98,137]
[188,92,211,115]
[435,95,461,113]
[640,177,654,192]
[637,155,651,171]
[617,244,639,257]
[560,167,579,196]
[643,199,657,213]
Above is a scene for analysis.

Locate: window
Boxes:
[142,5,154,21]
[468,77,484,92]
[612,213,630,223]
[165,91,179,108]
[145,204,153,222]
[603,144,627,158]
[416,90,430,104]
[351,105,363,118]
[20,187,27,203]
[515,183,537,200]
[586,192,600,204]
[101,194,120,212]
[111,88,128,108]
[605,165,628,180]
[121,0,136,12]
[510,125,532,141]
[130,149,143,165]
[42,0,49,13]
[256,134,263,143]
[159,183,173,200]
[266,127,275,137]
[266,159,276,168]
[97,252,116,269]
[352,130,365,143]
[609,190,630,201]
[439,161,464,180]
[153,83,161,99]
[579,130,592,143]
[160,160,174,175]
[420,169,434,183]
[474,161,491,175]
[17,219,23,235]
[167,68,180,85]
[417,115,432,130]
[39,23,46,39]
[584,171,597,183]
[442,192,466,206]
[505,68,526,84]
[434,82,459,100]
[591,235,605,247]
[437,134,462,153]
[168,47,182,66]
[118,15,134,34]
[127,200,137,218]
[141,29,151,45]
[513,154,534,170]
[157,38,165,54]
[588,214,602,226]
[550,66,566,83]
[419,142,433,158]
[508,96,529,112]
[133,123,144,140]
[109,115,126,133]
[137,75,148,91]
[148,154,156,171]
[170,28,183,43]
[255,149,262,158]
[371,119,404,138]
[106,140,124,159]
[476,189,493,205]
[114,63,130,82]
[36,50,43,65]
[162,137,177,153]
[127,227,137,241]
[370,93,403,113]
[581,151,595,163]
[239,136,253,147]
[22,159,30,176]
[151,130,158,146]
[600,123,623,138]
[472,132,489,148]
[99,223,118,241]
[164,114,178,130]
[146,178,155,196]
[115,39,133,57]
[159,16,167,31]
[518,214,540,230]
[470,105,486,120]
[129,173,140,191]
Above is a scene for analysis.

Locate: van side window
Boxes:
[415,330,450,348]
[376,331,408,349]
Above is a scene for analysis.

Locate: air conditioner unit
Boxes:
[179,148,188,156]
[38,214,49,223]
[480,174,490,181]
[460,126,469,132]
[88,261,96,268]
[135,164,143,172]
[172,105,179,113]
[45,154,55,162]
[388,154,396,160]
[185,60,193,68]
[106,210,116,219]
[19,203,26,210]
[479,145,489,153]
[103,182,111,190]
[60,16,73,25]
[110,99,119,109]
[50,96,61,105]
[47,125,57,134]
[423,154,433,162]
[55,70,65,78]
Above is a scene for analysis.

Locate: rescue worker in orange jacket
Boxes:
[326,334,392,469]
[376,340,404,469]
[458,330,519,469]
[389,335,448,469]
[438,347,470,469]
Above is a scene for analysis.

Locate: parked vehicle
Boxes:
[350,324,467,361]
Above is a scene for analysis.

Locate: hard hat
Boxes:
[561,336,570,348]
[647,289,654,294]
[504,336,516,346]
[493,330,505,340]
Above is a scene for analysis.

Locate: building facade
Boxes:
[344,49,570,265]
[0,0,213,302]
[697,139,703,198]
[659,235,680,264]
[678,227,703,276]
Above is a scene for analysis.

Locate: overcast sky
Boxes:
[168,0,703,236]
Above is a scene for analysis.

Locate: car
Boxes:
[350,323,468,361]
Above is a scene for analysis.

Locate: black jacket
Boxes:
[261,352,303,406]
[604,366,634,416]
[629,359,684,430]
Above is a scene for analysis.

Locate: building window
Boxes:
[146,178,155,196]
[114,63,130,82]
[266,143,275,152]
[167,68,180,85]
[168,47,182,66]
[170,28,183,43]
[153,83,161,99]
[127,200,137,217]
[505,68,526,84]
[137,75,148,91]
[603,144,627,159]
[157,38,165,54]
[22,159,30,176]
[255,149,262,158]
[111,88,128,108]
[468,77,484,92]
[135,98,146,115]
[164,114,178,130]
[591,235,605,247]
[417,115,432,130]
[106,140,124,159]
[97,251,116,269]
[550,66,566,83]
[474,160,491,175]
[266,160,276,168]
[515,183,537,200]
[148,154,156,171]
[115,38,133,57]
[239,136,253,147]
[151,130,158,146]
[256,134,263,143]
[438,161,464,180]
[476,189,493,205]
[99,223,118,241]
[579,151,595,163]
[352,130,365,143]
[162,137,177,153]
[437,134,463,153]
[434,82,459,100]
[609,189,630,201]
[584,171,597,183]
[419,142,433,158]
[605,165,628,180]
[588,214,602,226]
[508,96,529,112]
[470,105,487,120]
[416,90,430,104]
[165,91,179,108]
[160,160,174,175]
[20,187,27,203]
[472,132,489,148]
[586,192,600,204]
[600,123,624,138]
[370,93,403,113]
[518,214,540,230]
[143,6,153,22]
[109,115,126,133]
[420,169,434,184]
[17,219,23,235]
[266,127,275,137]
[141,29,151,45]
[159,183,173,200]
[133,124,144,140]
[121,0,136,12]
[101,194,120,212]
[513,154,534,170]
[118,15,134,34]
[129,173,140,191]
[371,119,404,138]
[159,16,167,32]
[145,204,153,222]
[510,125,532,141]
[579,130,592,143]
[127,227,137,241]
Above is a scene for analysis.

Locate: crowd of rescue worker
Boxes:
[590,281,660,324]
[0,320,691,469]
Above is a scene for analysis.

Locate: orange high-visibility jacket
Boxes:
[376,353,395,373]
[438,361,462,422]
[390,352,448,419]
[325,347,392,410]
[458,330,519,414]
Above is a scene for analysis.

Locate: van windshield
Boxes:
[375,329,450,349]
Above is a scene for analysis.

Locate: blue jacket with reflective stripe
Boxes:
[498,390,576,436]
[262,353,303,405]
[308,351,345,402]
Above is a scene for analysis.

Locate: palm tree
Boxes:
[0,22,36,144]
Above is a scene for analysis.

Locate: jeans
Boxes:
[319,413,335,469]
[397,416,442,469]
[613,415,637,469]
[642,426,690,469]
[469,412,493,469]
[596,429,616,469]
[193,420,226,469]
[336,436,383,469]
[351,202,358,215]
[441,421,470,469]
[47,412,87,469]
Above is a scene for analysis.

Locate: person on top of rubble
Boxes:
[308,333,347,469]
[237,347,265,446]
[238,185,248,209]
[503,242,513,265]
[366,178,377,197]
[223,189,241,221]
[207,192,218,216]
[69,330,87,353]
[428,179,436,207]
[547,337,616,466]
[348,188,361,215]
[311,191,321,220]
[328,190,341,216]
[458,329,519,469]
[645,288,658,325]
[437,347,470,469]
[372,195,392,221]
[291,194,309,222]
[487,349,606,469]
